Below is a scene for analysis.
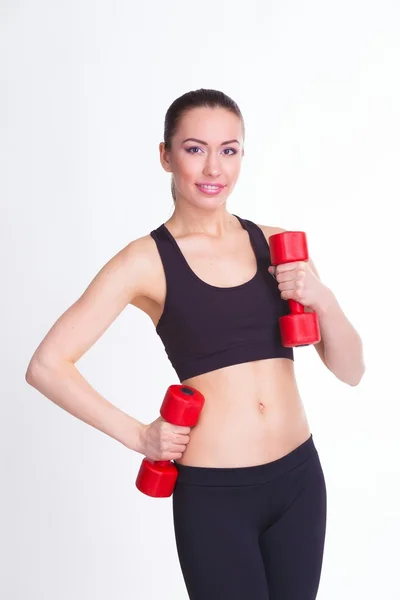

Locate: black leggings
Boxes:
[172,435,326,600]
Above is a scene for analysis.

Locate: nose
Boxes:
[203,153,221,178]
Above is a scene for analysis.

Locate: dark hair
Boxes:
[163,89,245,203]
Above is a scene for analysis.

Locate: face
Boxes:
[159,106,244,208]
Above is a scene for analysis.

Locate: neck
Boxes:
[166,205,239,238]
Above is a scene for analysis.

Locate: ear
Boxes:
[159,142,172,173]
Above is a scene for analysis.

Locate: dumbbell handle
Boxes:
[288,299,304,314]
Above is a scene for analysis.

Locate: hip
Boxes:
[174,390,311,468]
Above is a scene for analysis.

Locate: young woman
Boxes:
[26,89,365,600]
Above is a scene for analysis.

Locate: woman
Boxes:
[26,89,365,600]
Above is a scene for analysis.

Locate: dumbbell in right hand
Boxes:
[135,384,205,498]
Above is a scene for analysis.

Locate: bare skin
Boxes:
[136,105,328,467]
[131,215,319,468]
[27,106,330,468]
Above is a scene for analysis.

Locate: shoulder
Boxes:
[118,233,158,270]
[256,222,320,280]
[256,223,286,247]
[104,232,163,300]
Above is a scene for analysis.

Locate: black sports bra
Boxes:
[150,215,294,382]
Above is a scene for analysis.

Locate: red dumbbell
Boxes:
[269,231,321,347]
[135,384,205,498]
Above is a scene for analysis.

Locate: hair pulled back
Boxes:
[163,89,245,203]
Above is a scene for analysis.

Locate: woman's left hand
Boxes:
[268,261,330,312]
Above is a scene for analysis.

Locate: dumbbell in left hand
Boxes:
[269,230,321,347]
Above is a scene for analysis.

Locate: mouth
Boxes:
[195,183,226,195]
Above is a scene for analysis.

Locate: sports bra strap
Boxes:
[233,215,271,264]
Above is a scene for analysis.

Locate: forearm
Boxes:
[25,360,146,452]
[315,287,365,386]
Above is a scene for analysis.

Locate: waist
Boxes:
[175,361,310,467]
[182,356,298,405]
[173,340,294,382]
[174,434,317,486]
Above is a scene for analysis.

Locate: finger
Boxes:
[277,271,294,283]
[278,268,307,283]
[175,433,190,443]
[173,443,188,452]
[174,426,191,434]
[275,262,299,273]
[278,281,297,291]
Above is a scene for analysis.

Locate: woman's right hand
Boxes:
[138,416,191,461]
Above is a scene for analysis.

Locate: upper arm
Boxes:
[27,237,153,369]
[257,223,327,367]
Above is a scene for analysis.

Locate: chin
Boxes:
[195,198,227,209]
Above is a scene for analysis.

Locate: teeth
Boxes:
[200,185,220,189]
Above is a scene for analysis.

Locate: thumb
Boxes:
[268,265,277,278]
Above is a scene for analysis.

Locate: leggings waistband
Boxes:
[174,434,317,486]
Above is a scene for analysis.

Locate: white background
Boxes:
[2,1,399,598]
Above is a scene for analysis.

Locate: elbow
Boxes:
[25,358,43,386]
[25,355,55,386]
[349,370,365,387]
[25,354,74,386]
[327,361,365,387]
[348,377,362,387]
[346,363,366,387]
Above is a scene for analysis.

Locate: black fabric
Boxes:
[172,435,327,600]
[150,215,294,382]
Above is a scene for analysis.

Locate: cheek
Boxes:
[175,155,198,179]
[226,158,242,179]
[174,154,243,182]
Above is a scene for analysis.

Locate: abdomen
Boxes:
[176,358,311,467]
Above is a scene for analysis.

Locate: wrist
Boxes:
[111,409,147,453]
[312,285,337,316]
[132,421,148,455]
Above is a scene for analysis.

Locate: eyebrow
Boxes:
[181,138,240,146]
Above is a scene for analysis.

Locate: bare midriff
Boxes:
[175,357,311,468]
[137,219,312,468]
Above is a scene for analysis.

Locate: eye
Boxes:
[186,146,202,154]
[185,147,238,155]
